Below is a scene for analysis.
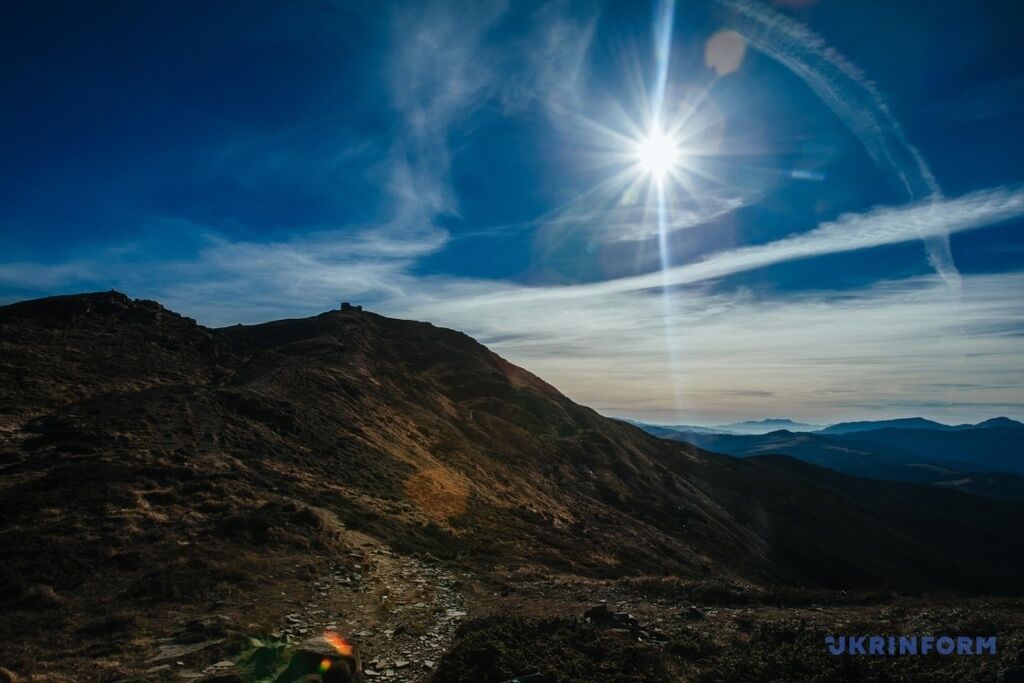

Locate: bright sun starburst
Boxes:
[634,128,681,180]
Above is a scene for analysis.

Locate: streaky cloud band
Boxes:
[466,187,1024,306]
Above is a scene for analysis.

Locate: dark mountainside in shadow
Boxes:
[3,291,1024,681]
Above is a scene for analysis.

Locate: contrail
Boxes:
[651,0,678,121]
[714,0,961,291]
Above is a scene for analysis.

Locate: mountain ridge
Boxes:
[631,415,1023,437]
[641,423,1024,500]
[3,291,1024,680]
[712,418,823,434]
[818,416,1024,434]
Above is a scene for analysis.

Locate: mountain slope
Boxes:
[0,292,760,587]
[2,292,1023,590]
[3,292,1024,679]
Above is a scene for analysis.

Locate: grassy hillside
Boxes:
[2,292,1024,680]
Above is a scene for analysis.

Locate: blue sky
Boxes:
[2,0,1023,424]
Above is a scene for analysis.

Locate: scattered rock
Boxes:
[197,675,245,683]
[264,539,466,683]
[147,639,225,663]
[584,604,659,641]
[683,606,705,620]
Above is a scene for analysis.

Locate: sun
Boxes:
[634,128,681,179]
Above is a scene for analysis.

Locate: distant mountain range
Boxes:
[630,415,1024,437]
[619,417,823,435]
[819,416,1022,434]
[632,416,1024,501]
[713,418,824,434]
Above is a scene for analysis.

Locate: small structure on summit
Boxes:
[340,301,362,312]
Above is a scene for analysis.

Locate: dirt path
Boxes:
[275,529,467,681]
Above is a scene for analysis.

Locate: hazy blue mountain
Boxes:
[711,418,824,434]
[617,419,732,436]
[816,416,1023,434]
[654,426,1024,502]
[626,417,823,436]
[975,417,1024,430]
[818,417,958,434]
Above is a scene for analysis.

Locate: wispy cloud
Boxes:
[0,1,603,322]
[347,0,598,257]
[366,188,1024,423]
[501,1,597,115]
[379,270,1024,424]
[0,223,445,324]
[385,0,507,223]
[418,187,1024,306]
[2,201,1021,429]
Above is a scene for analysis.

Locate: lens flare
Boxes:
[323,631,354,657]
[318,657,333,674]
[705,29,747,76]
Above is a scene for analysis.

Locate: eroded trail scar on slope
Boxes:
[276,530,467,681]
